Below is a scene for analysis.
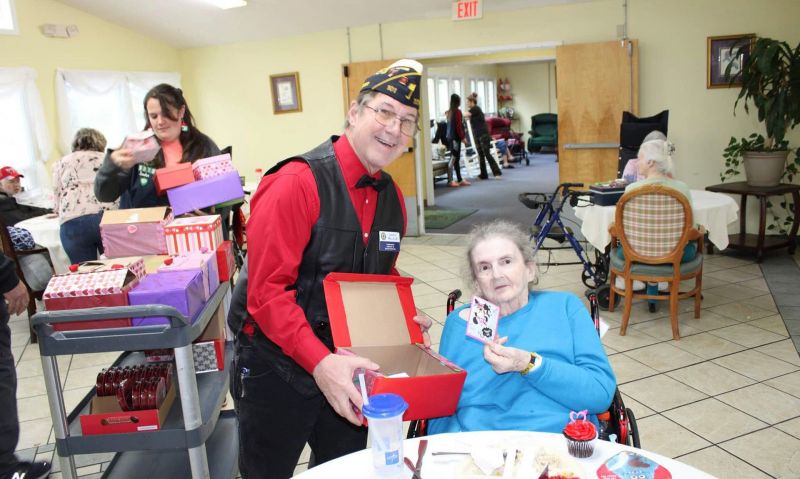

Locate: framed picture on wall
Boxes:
[707,34,755,89]
[270,72,302,114]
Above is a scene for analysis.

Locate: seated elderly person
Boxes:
[427,220,616,434]
[0,166,52,226]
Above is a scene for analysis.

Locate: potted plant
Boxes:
[720,37,800,189]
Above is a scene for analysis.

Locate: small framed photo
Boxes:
[269,72,302,114]
[707,34,755,89]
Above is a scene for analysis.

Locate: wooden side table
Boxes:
[705,182,800,262]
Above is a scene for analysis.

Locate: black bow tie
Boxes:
[355,174,389,192]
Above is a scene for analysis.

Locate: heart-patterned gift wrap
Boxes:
[191,153,235,181]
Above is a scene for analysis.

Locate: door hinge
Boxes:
[343,65,349,78]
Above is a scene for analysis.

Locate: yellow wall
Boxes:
[0,0,180,163]
[180,0,800,192]
[497,61,556,137]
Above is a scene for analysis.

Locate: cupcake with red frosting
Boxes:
[562,410,597,458]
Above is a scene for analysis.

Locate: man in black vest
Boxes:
[229,60,432,479]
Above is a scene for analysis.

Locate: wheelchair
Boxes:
[407,289,640,448]
[518,182,611,309]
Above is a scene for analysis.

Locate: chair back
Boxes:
[615,185,692,263]
[0,220,31,289]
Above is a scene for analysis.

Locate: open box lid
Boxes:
[100,206,171,225]
[324,273,424,348]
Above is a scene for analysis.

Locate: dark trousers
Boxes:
[0,302,19,475]
[476,133,501,178]
[447,139,463,182]
[231,331,367,479]
[59,212,104,264]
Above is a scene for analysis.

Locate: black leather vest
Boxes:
[231,137,404,398]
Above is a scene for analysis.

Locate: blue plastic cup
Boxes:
[362,393,409,477]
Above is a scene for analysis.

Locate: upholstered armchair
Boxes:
[527,113,558,152]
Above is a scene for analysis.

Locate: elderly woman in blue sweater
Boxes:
[428,220,616,434]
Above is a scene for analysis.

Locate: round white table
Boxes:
[15,214,71,274]
[573,189,739,252]
[292,430,714,478]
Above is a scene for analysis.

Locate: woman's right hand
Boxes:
[110,148,137,171]
[484,336,530,374]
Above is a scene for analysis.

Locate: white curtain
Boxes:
[0,67,52,194]
[56,69,181,154]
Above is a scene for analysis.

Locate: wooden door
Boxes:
[556,40,639,186]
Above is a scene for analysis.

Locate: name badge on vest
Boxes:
[378,231,401,252]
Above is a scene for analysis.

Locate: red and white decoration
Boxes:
[192,153,235,181]
[164,215,223,256]
[44,269,131,298]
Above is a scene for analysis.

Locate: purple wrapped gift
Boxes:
[158,251,220,300]
[166,171,245,216]
[128,270,205,326]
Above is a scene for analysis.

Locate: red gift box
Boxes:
[43,269,139,331]
[164,215,223,256]
[155,163,194,195]
[80,380,176,435]
[323,273,466,421]
[216,240,235,281]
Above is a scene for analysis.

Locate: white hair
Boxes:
[638,138,675,176]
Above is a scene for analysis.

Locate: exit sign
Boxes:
[452,0,483,21]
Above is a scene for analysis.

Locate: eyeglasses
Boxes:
[363,105,419,137]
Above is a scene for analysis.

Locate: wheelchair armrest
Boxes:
[15,247,49,257]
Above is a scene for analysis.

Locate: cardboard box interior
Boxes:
[343,344,455,377]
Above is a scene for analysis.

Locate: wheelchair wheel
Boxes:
[596,284,611,311]
[626,407,641,448]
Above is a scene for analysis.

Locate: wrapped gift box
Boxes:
[100,207,172,258]
[164,215,223,256]
[192,338,225,373]
[70,257,146,281]
[43,269,139,331]
[196,302,226,342]
[192,153,235,181]
[216,240,235,281]
[324,273,466,421]
[167,171,245,216]
[155,163,194,195]
[80,380,176,435]
[121,130,161,165]
[159,251,220,300]
[128,270,205,327]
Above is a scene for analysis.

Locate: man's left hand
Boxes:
[483,336,529,374]
[412,309,432,347]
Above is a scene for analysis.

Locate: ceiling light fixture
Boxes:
[207,0,247,10]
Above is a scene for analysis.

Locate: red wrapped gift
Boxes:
[216,240,235,281]
[69,257,146,281]
[164,215,223,256]
[43,269,140,331]
[155,163,194,195]
[323,273,466,422]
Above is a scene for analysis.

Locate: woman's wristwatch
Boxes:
[519,352,541,376]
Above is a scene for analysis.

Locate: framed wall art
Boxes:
[270,72,302,114]
[707,34,755,89]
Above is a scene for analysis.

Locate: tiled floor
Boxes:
[10,234,800,478]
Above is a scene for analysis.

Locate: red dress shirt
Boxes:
[246,135,407,374]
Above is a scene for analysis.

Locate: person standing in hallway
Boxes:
[466,93,502,179]
[0,252,51,479]
[227,60,433,479]
[445,94,470,187]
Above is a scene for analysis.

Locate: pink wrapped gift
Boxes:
[158,251,220,300]
[167,171,245,216]
[192,153,235,181]
[100,207,172,258]
[43,269,140,331]
[164,215,223,255]
[128,270,206,327]
[69,257,146,281]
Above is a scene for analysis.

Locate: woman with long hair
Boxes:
[445,94,470,187]
[95,83,221,209]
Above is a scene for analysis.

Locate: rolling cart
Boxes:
[31,282,237,479]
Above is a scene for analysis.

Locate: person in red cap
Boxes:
[0,167,52,226]
[228,59,433,478]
